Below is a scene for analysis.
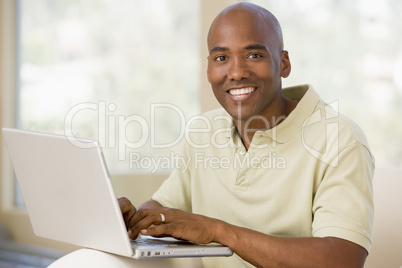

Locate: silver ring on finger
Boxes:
[160,213,165,224]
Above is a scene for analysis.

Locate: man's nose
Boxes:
[227,58,250,80]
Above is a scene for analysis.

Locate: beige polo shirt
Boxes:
[152,84,374,268]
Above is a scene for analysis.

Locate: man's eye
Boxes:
[248,53,262,59]
[215,55,227,62]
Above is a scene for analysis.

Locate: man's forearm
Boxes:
[214,221,367,268]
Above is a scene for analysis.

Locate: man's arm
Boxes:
[214,221,367,268]
[121,198,367,268]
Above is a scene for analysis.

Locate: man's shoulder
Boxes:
[310,99,371,150]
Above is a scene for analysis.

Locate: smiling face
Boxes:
[207,4,291,124]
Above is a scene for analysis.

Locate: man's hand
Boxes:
[118,197,137,233]
[129,207,222,244]
[118,197,220,244]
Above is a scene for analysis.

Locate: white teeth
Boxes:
[229,87,255,96]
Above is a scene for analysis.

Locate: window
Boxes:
[248,0,402,167]
[19,0,201,173]
[1,0,221,250]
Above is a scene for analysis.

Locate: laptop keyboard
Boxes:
[131,238,193,247]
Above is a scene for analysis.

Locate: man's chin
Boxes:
[226,109,255,122]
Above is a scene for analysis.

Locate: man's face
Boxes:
[207,11,290,123]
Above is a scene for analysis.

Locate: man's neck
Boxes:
[234,97,298,150]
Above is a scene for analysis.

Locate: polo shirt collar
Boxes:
[228,84,321,145]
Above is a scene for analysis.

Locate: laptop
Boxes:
[2,128,233,259]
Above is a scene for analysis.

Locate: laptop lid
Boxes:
[2,128,233,259]
[2,128,134,257]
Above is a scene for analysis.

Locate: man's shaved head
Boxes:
[208,3,284,52]
[206,2,292,127]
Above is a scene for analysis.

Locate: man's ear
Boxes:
[207,56,211,83]
[280,50,291,78]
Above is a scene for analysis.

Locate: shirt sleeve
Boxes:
[312,142,375,253]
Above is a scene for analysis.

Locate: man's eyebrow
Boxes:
[209,44,268,54]
[244,44,268,51]
[209,46,228,54]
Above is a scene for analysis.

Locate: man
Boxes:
[119,3,374,267]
